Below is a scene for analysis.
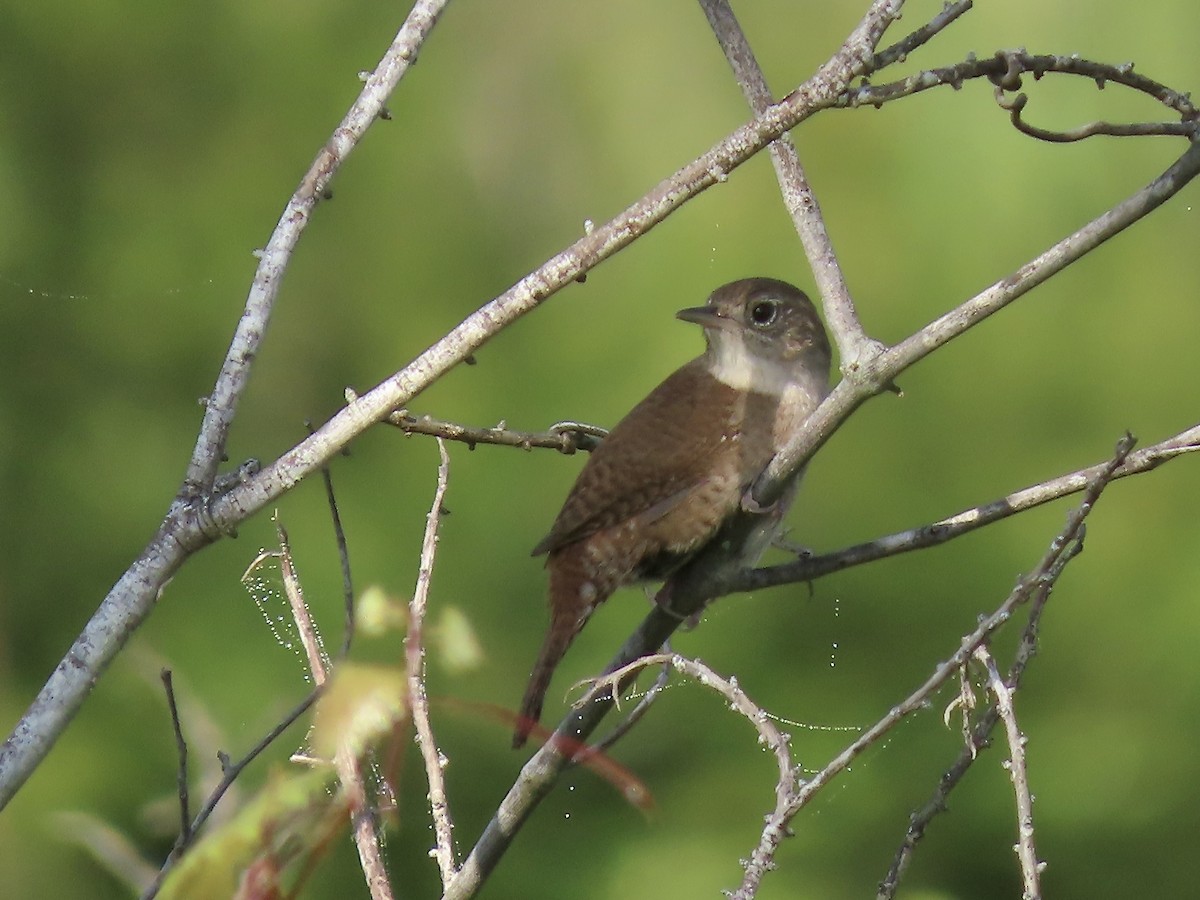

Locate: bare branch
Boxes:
[871,0,975,69]
[273,523,392,900]
[845,50,1200,137]
[734,423,1200,593]
[160,670,191,852]
[700,0,874,365]
[975,646,1042,897]
[406,440,459,887]
[182,0,450,498]
[364,392,607,454]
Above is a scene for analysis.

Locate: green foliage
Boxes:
[159,769,344,900]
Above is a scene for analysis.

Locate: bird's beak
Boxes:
[676,306,738,331]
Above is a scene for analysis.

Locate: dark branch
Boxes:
[870,0,975,70]
[844,49,1199,141]
[733,424,1200,595]
[160,670,190,852]
[141,688,321,900]
[1001,89,1195,142]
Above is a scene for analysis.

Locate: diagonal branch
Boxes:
[183,0,450,498]
[700,0,870,362]
[732,422,1200,592]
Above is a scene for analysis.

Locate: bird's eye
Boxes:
[749,299,779,327]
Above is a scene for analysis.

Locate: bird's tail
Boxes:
[512,624,576,748]
[513,559,596,748]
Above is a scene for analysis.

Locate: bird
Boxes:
[513,277,832,748]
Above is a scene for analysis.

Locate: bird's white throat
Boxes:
[706,333,806,397]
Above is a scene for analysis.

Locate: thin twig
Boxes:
[141,687,320,899]
[877,699,997,899]
[160,670,191,851]
[871,0,975,68]
[588,661,672,755]
[311,435,356,660]
[975,646,1042,898]
[274,522,392,900]
[276,522,330,679]
[843,50,1200,131]
[406,439,459,886]
[360,392,607,454]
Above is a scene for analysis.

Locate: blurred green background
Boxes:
[2,1,1198,897]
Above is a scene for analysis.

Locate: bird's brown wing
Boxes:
[531,359,739,557]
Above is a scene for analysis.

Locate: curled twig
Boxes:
[589,660,672,755]
[1002,88,1195,142]
[844,49,1199,140]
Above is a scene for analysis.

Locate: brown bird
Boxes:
[513,277,832,747]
